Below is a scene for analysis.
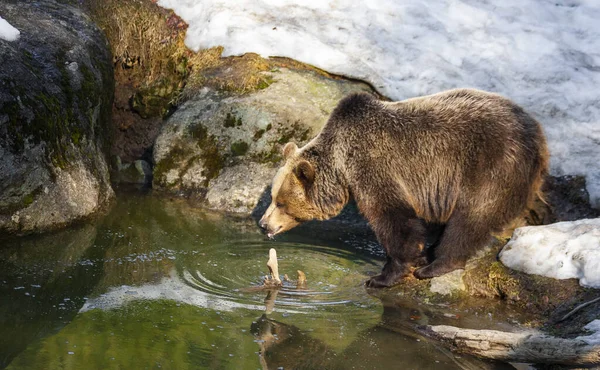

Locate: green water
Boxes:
[0,191,516,369]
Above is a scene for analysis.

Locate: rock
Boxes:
[544,175,600,222]
[429,269,466,295]
[153,67,374,213]
[0,0,115,235]
[205,162,275,214]
[115,158,152,185]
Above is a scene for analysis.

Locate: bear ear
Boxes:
[294,160,315,188]
[283,142,298,160]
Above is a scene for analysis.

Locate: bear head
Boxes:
[259,142,322,238]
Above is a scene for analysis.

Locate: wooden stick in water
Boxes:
[297,270,307,289]
[266,248,282,286]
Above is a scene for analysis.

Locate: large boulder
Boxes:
[0,0,115,235]
[153,67,374,213]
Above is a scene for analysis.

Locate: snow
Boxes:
[156,0,600,207]
[577,320,600,345]
[0,16,19,42]
[499,219,600,288]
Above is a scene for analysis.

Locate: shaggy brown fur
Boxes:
[260,89,549,287]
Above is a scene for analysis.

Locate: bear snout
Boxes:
[258,217,281,239]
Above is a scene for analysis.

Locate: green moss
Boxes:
[22,194,34,207]
[190,124,224,184]
[256,75,274,90]
[252,145,282,164]
[198,139,224,186]
[190,124,208,141]
[253,129,265,141]
[224,113,236,128]
[0,31,113,179]
[79,64,98,113]
[224,112,243,128]
[487,261,521,300]
[71,129,81,145]
[179,124,225,186]
[276,121,311,144]
[153,144,192,188]
[230,140,249,156]
[0,186,44,214]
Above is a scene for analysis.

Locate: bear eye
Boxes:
[276,202,284,208]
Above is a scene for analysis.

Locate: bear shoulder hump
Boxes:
[331,92,379,120]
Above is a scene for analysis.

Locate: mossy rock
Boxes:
[0,0,115,235]
[153,67,374,213]
[230,140,249,156]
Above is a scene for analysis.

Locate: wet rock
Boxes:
[544,175,599,222]
[429,270,466,295]
[115,157,152,185]
[205,162,275,214]
[153,67,374,213]
[0,0,114,235]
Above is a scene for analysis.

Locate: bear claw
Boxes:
[365,274,394,288]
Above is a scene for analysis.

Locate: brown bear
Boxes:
[259,89,549,288]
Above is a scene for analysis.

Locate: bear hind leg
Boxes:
[413,213,492,279]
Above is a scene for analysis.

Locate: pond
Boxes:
[0,190,523,369]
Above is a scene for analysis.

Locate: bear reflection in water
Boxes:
[260,89,548,287]
[250,304,510,370]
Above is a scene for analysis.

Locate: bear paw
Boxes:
[365,270,411,288]
[413,259,464,279]
[365,274,396,288]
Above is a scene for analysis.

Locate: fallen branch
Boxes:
[559,296,600,322]
[418,325,600,366]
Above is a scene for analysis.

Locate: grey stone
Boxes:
[116,159,152,185]
[153,68,374,213]
[0,0,114,235]
[429,269,466,295]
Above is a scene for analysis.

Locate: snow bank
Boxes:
[499,219,600,288]
[0,16,19,42]
[156,0,600,206]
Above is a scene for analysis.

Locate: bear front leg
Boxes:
[366,217,426,288]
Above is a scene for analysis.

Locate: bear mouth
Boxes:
[267,226,282,239]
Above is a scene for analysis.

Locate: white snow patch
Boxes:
[576,320,600,345]
[0,16,19,42]
[156,0,600,206]
[499,219,600,288]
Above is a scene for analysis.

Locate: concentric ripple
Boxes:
[181,240,382,314]
[81,239,383,317]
